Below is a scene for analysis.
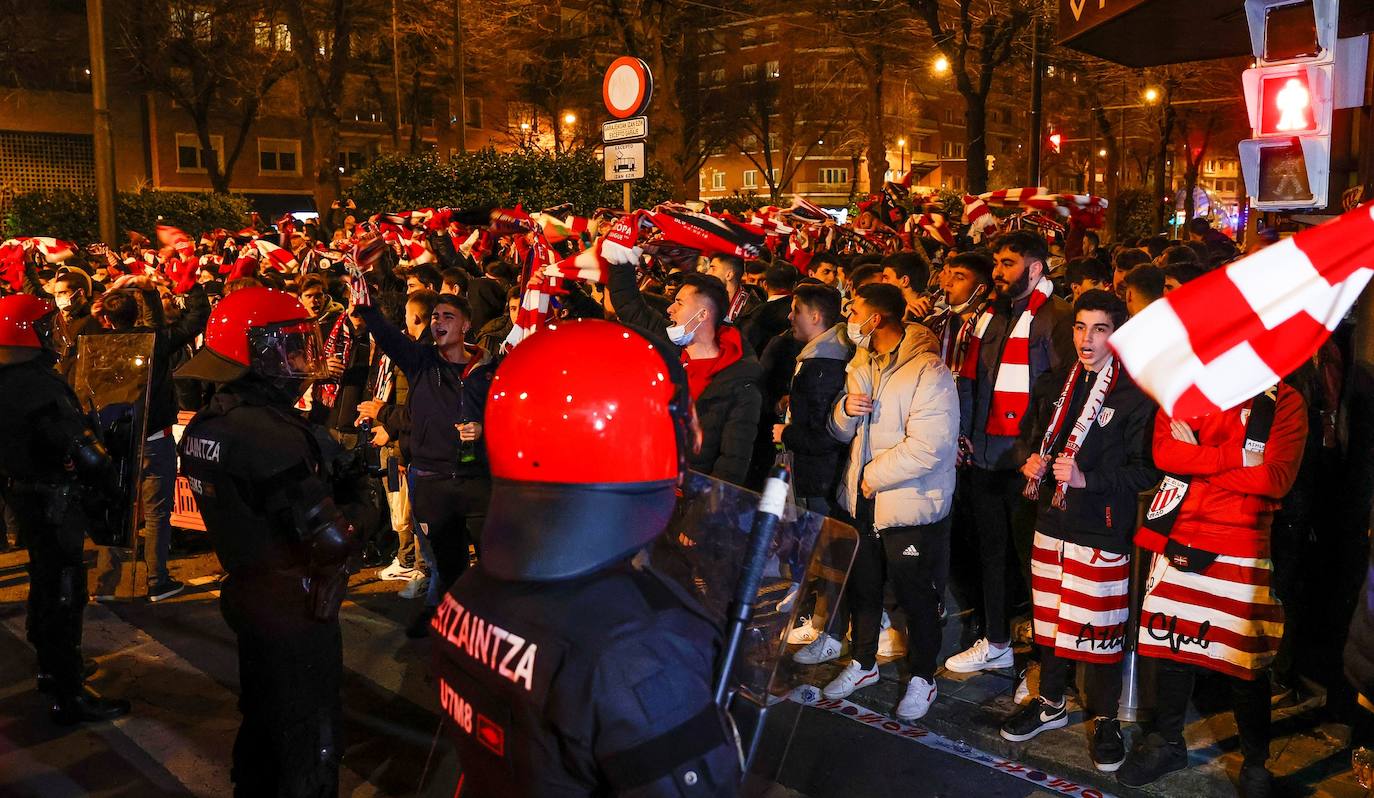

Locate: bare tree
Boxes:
[280,0,382,210]
[115,0,295,193]
[722,55,847,200]
[904,0,1034,194]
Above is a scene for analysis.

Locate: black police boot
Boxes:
[37,658,99,694]
[51,686,130,725]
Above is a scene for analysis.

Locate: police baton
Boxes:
[714,465,791,708]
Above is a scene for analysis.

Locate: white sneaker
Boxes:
[896,676,937,721]
[776,582,801,613]
[822,660,880,699]
[379,559,420,581]
[878,625,906,658]
[944,638,1014,674]
[794,633,843,665]
[787,616,821,646]
[1014,662,1039,705]
[399,574,429,599]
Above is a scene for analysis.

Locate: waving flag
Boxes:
[21,237,77,263]
[646,208,764,258]
[156,225,196,262]
[1110,203,1374,419]
[0,239,25,290]
[253,239,299,271]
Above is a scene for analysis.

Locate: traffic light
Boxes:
[1048,132,1062,153]
[1238,0,1367,210]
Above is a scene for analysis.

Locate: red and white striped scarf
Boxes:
[959,277,1054,437]
[318,313,353,409]
[1025,357,1118,508]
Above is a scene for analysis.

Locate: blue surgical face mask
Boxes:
[846,313,877,349]
[667,309,706,346]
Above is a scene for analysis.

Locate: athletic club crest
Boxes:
[1097,407,1115,427]
[1146,476,1189,521]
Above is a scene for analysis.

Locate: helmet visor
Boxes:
[247,320,329,379]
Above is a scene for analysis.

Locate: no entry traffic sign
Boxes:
[602,57,653,119]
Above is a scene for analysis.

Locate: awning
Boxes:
[1056,0,1251,66]
[242,192,318,220]
[1059,0,1374,66]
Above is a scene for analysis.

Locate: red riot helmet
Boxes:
[175,286,329,383]
[0,294,57,364]
[480,319,693,581]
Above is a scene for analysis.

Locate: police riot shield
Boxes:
[71,332,155,549]
[642,471,859,762]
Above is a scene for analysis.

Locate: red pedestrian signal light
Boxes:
[1259,74,1314,134]
[1048,133,1062,153]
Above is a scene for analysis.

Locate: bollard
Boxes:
[1119,492,1157,722]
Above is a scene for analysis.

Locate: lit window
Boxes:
[818,167,847,185]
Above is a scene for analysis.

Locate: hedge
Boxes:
[344,148,674,217]
[2,189,252,243]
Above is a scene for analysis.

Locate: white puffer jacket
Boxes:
[829,323,959,530]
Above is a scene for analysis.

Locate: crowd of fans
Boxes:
[0,206,1353,796]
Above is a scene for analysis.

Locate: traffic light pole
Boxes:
[1028,22,1044,188]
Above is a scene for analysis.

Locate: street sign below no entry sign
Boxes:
[604,141,645,181]
[602,116,648,143]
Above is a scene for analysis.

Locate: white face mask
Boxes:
[54,295,73,311]
[667,309,706,346]
[846,313,877,349]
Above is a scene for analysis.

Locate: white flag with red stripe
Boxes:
[1110,202,1374,419]
[252,239,299,271]
[22,236,78,263]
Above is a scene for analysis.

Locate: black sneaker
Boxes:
[1238,763,1272,798]
[1117,732,1187,787]
[148,579,185,602]
[1000,696,1068,742]
[1091,716,1126,772]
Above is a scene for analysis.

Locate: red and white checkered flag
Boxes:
[1110,203,1374,419]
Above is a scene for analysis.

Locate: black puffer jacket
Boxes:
[608,262,762,486]
[780,324,851,499]
[1020,364,1158,554]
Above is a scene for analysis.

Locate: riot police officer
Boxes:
[0,294,130,724]
[174,287,360,797]
[432,319,742,796]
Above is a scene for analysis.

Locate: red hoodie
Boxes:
[1135,382,1307,558]
[682,324,744,401]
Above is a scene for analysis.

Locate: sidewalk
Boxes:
[786,627,1367,798]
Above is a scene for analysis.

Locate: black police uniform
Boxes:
[179,380,351,797]
[0,356,101,701]
[433,561,741,797]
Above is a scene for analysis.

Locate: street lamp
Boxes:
[1098,148,1107,157]
[1143,86,1160,104]
[897,138,907,174]
[563,112,577,125]
[932,55,949,75]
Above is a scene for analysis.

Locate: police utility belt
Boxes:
[1142,387,1277,572]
